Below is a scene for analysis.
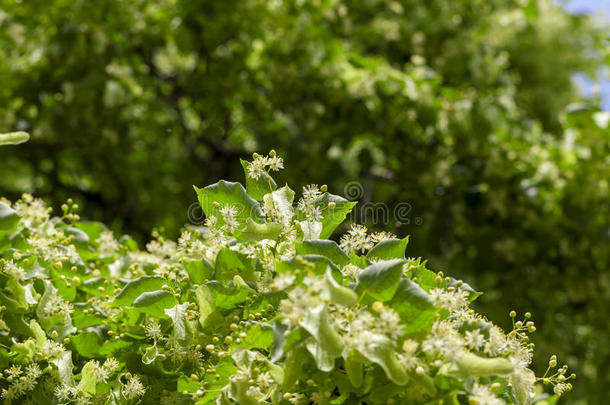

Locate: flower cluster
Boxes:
[0,154,572,404]
[339,223,396,254]
[245,150,284,180]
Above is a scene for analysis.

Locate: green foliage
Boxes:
[0,0,607,402]
[0,156,573,404]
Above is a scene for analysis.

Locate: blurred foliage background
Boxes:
[0,0,608,402]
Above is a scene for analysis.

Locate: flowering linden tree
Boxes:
[0,148,573,404]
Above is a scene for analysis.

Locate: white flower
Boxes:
[246,155,268,180]
[43,341,66,358]
[103,358,120,373]
[469,382,505,405]
[286,392,307,405]
[43,294,74,318]
[2,259,26,281]
[145,320,162,341]
[370,231,396,243]
[279,275,324,325]
[1,363,42,400]
[256,372,274,388]
[92,360,111,383]
[297,185,323,222]
[54,384,77,401]
[339,224,373,253]
[397,340,421,371]
[146,239,177,258]
[14,194,50,226]
[341,264,361,279]
[484,325,507,356]
[245,152,284,179]
[122,375,146,399]
[96,230,120,257]
[429,288,469,312]
[422,321,465,360]
[465,329,485,351]
[376,306,403,339]
[219,204,239,234]
[271,273,296,291]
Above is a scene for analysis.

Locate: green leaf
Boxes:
[276,254,339,276]
[165,303,188,340]
[239,217,283,242]
[357,333,408,386]
[243,322,274,349]
[306,340,337,373]
[74,221,108,243]
[206,281,251,310]
[51,268,77,301]
[194,180,264,227]
[182,258,214,284]
[241,158,277,200]
[99,338,132,357]
[0,202,19,231]
[0,131,30,146]
[389,279,437,339]
[178,374,201,393]
[316,193,357,239]
[72,304,106,329]
[197,358,236,403]
[447,277,483,302]
[71,332,102,358]
[80,277,113,296]
[300,305,343,371]
[77,361,98,395]
[367,237,409,261]
[133,290,176,318]
[214,248,257,282]
[244,290,287,319]
[357,259,405,301]
[345,350,364,388]
[281,346,308,390]
[410,371,437,397]
[324,268,358,306]
[195,285,215,327]
[112,276,166,307]
[3,277,28,310]
[365,382,409,403]
[62,226,90,244]
[295,239,350,267]
[412,266,437,291]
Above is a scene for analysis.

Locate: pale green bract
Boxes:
[0,131,30,146]
[0,153,573,404]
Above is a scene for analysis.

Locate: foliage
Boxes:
[0,0,608,402]
[0,0,601,236]
[0,155,573,404]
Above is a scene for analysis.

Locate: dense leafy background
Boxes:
[0,0,608,403]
